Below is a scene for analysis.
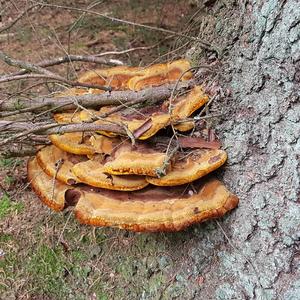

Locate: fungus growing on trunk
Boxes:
[28,157,238,232]
[72,159,149,191]
[74,178,238,232]
[49,132,96,155]
[27,59,239,232]
[127,59,192,91]
[146,149,227,186]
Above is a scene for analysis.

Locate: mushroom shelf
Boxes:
[27,59,239,232]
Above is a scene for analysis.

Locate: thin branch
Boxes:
[0,51,53,75]
[33,2,219,53]
[155,137,179,178]
[37,55,124,68]
[0,51,111,91]
[0,103,49,118]
[0,144,38,158]
[0,121,126,146]
[99,96,152,118]
[0,73,112,91]
[0,80,193,114]
[4,53,126,79]
[94,37,173,57]
[0,4,39,33]
[73,101,136,146]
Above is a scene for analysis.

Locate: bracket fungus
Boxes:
[27,59,239,232]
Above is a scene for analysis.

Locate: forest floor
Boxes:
[0,1,215,299]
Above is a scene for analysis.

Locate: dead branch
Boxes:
[0,81,193,114]
[0,144,38,158]
[33,2,220,54]
[0,73,112,91]
[94,36,173,57]
[37,55,124,67]
[0,4,39,33]
[155,140,180,178]
[0,121,126,146]
[0,51,111,91]
[8,55,124,78]
[0,51,53,75]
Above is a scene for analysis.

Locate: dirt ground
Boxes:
[1,1,299,300]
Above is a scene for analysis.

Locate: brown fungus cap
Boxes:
[36,145,148,191]
[72,160,149,191]
[74,178,239,232]
[36,145,85,185]
[49,132,96,155]
[28,157,238,231]
[146,149,227,186]
[103,143,167,177]
[27,158,74,211]
[78,65,144,90]
[127,59,192,91]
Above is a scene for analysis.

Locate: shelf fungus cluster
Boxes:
[27,59,239,232]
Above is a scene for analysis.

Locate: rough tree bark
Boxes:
[185,1,299,299]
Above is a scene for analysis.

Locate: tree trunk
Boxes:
[186,1,300,299]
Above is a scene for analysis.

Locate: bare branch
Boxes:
[0,144,38,158]
[0,51,53,75]
[0,73,112,91]
[94,37,173,57]
[33,2,219,54]
[37,55,124,68]
[5,55,124,78]
[0,121,126,146]
[0,4,39,33]
[0,51,111,91]
[0,80,193,114]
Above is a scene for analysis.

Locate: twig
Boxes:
[0,73,112,91]
[0,104,49,118]
[73,100,136,146]
[33,2,219,54]
[37,54,124,68]
[94,37,173,57]
[0,51,111,91]
[0,4,39,33]
[51,159,64,203]
[99,97,151,118]
[1,80,193,113]
[155,139,179,178]
[0,51,53,75]
[0,144,37,158]
[0,121,126,146]
[169,65,211,114]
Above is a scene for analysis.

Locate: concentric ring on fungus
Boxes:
[36,145,149,191]
[74,179,239,232]
[146,149,227,186]
[28,157,239,232]
[71,158,149,191]
[127,59,193,91]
